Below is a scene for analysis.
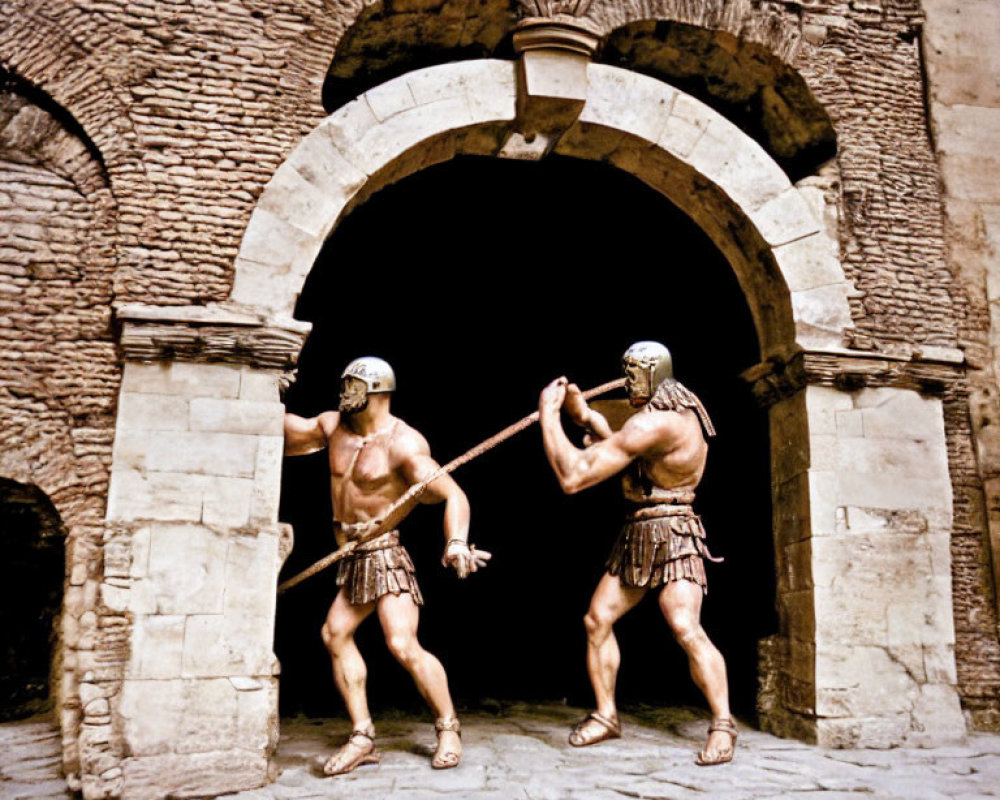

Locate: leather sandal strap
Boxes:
[588,711,621,735]
[708,718,737,737]
[435,717,462,736]
[349,729,375,744]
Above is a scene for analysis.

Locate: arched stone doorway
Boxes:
[103,48,964,800]
[275,153,773,719]
[0,478,65,721]
[223,49,857,729]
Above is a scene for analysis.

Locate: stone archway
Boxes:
[230,58,849,361]
[223,46,856,727]
[226,52,965,750]
[102,43,965,800]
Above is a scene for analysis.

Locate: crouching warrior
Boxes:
[284,357,491,775]
[538,342,735,766]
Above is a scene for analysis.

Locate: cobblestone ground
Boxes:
[4,705,1000,799]
[0,717,72,800]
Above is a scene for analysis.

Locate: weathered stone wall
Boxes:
[0,1,963,352]
[0,70,119,782]
[923,0,1000,730]
[804,385,961,747]
[0,71,117,525]
[0,1,997,795]
[0,1,967,346]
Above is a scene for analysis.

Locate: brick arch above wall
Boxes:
[232,59,852,360]
[0,4,139,181]
[517,0,804,60]
[324,0,804,63]
[320,3,827,175]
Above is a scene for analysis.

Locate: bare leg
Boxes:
[658,580,734,762]
[378,592,461,768]
[572,572,646,745]
[320,590,379,775]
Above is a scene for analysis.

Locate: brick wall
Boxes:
[0,68,120,779]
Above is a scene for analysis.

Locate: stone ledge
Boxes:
[115,304,309,370]
[743,346,968,407]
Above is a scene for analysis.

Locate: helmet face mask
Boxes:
[338,357,396,415]
[623,361,653,407]
[621,341,673,407]
[338,375,370,414]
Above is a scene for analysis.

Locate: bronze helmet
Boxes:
[622,341,673,405]
[339,356,396,413]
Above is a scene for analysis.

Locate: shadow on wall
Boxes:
[276,155,775,721]
[0,478,65,720]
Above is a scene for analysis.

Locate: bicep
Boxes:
[568,418,666,491]
[283,413,327,456]
[395,427,466,504]
[400,451,453,502]
[566,437,636,492]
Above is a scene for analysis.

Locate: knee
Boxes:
[583,607,613,640]
[385,632,419,667]
[666,613,703,647]
[321,621,348,651]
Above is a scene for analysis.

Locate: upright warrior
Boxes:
[538,342,735,766]
[284,357,490,775]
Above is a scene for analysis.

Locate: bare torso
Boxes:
[320,412,427,544]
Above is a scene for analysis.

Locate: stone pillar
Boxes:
[81,304,307,800]
[754,350,966,747]
[924,0,1000,729]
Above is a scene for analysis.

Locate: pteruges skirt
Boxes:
[605,505,720,592]
[335,529,424,606]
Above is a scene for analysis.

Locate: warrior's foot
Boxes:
[568,711,621,747]
[432,718,462,770]
[695,718,737,766]
[323,727,380,776]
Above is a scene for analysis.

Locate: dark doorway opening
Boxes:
[277,155,774,722]
[0,478,65,720]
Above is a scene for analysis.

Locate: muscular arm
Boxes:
[283,411,337,456]
[539,378,673,495]
[396,431,470,544]
[396,428,487,578]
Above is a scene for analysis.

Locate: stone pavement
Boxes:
[0,717,73,800]
[3,704,1000,800]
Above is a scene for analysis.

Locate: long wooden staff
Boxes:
[277,377,625,594]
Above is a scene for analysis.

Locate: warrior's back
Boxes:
[632,407,708,493]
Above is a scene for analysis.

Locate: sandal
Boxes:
[323,727,381,776]
[432,717,462,770]
[695,717,737,766]
[568,711,622,747]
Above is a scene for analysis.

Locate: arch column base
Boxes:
[752,348,967,748]
[67,305,302,800]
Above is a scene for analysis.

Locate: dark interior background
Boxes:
[0,479,63,721]
[276,155,775,722]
